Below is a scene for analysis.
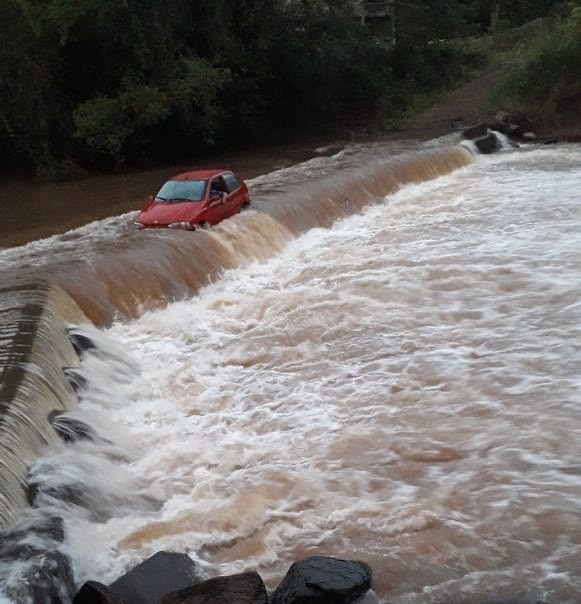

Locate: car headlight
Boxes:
[168,222,194,230]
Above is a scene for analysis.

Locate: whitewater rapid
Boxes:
[0,141,579,603]
[50,145,581,602]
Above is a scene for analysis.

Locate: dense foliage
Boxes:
[0,0,563,177]
[494,1,581,121]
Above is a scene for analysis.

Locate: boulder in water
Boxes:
[491,111,536,141]
[49,409,98,443]
[474,132,502,154]
[27,473,89,509]
[67,328,97,356]
[2,549,77,604]
[0,514,65,552]
[108,551,203,604]
[74,581,125,604]
[161,571,268,604]
[271,556,372,604]
[63,366,89,392]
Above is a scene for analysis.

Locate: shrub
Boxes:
[494,1,581,120]
[73,84,168,164]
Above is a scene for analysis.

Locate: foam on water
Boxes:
[5,144,580,602]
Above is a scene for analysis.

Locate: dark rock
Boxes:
[161,571,268,604]
[108,551,203,604]
[0,516,73,603]
[74,581,125,604]
[63,366,89,392]
[38,515,67,542]
[67,328,97,356]
[491,111,536,140]
[0,541,46,562]
[27,478,89,509]
[462,122,488,140]
[3,549,77,604]
[490,110,511,134]
[271,556,372,604]
[454,600,549,604]
[49,409,98,443]
[27,460,163,521]
[0,515,65,555]
[474,132,502,154]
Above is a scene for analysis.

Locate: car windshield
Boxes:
[155,179,206,202]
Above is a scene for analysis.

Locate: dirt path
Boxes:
[404,67,580,140]
[403,69,502,136]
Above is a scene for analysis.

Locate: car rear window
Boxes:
[155,179,206,202]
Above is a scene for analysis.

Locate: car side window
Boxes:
[210,178,227,196]
[223,173,240,192]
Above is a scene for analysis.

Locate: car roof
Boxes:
[171,169,229,181]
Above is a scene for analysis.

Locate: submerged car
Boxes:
[135,169,250,230]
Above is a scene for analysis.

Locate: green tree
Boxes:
[0,0,567,178]
[73,83,169,164]
[0,0,63,171]
[495,0,581,119]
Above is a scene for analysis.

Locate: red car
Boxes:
[135,169,250,230]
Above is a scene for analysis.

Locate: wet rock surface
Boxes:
[71,552,373,604]
[74,581,125,604]
[49,408,98,443]
[161,571,268,604]
[0,515,76,603]
[271,556,372,604]
[107,551,203,604]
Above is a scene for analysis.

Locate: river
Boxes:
[0,138,580,603]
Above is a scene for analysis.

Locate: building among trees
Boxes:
[353,0,395,45]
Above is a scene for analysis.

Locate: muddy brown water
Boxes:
[0,140,348,249]
[0,136,579,604]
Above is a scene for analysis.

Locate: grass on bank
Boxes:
[386,2,581,134]
[491,2,581,126]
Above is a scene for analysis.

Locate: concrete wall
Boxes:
[0,283,87,528]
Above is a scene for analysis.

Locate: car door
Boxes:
[206,176,229,224]
[223,172,245,212]
[215,173,239,220]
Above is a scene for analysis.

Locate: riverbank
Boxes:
[0,139,346,249]
[2,64,579,250]
[397,67,581,143]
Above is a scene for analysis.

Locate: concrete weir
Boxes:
[0,282,88,529]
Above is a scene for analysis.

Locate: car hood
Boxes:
[137,201,204,226]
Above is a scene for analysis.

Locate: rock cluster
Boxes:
[72,551,373,604]
[461,112,543,154]
[0,515,77,603]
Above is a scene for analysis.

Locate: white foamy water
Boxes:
[43,145,581,602]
